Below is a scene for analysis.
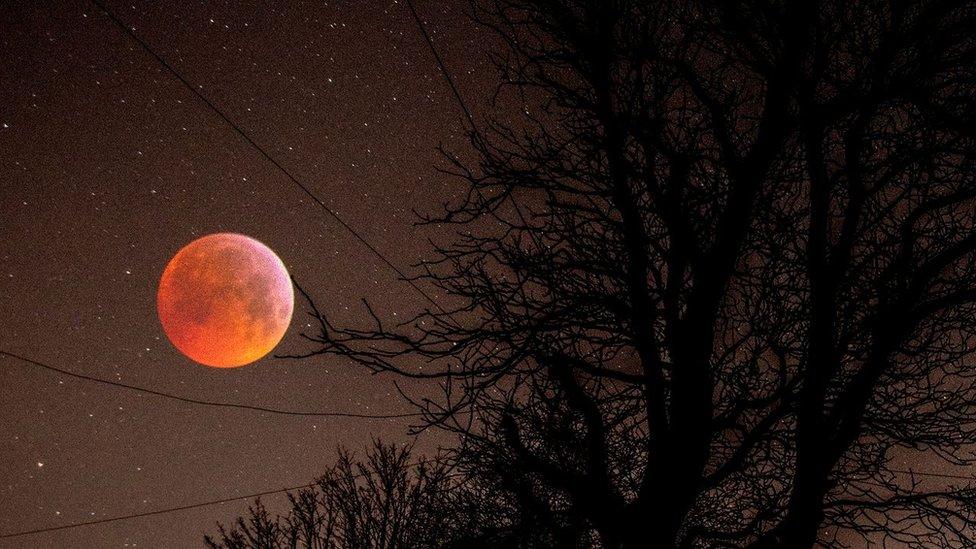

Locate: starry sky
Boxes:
[0,2,493,546]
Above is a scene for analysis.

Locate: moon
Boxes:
[157,233,294,368]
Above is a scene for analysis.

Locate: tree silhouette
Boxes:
[204,441,486,549]
[289,0,976,547]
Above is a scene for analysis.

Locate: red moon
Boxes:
[157,233,294,368]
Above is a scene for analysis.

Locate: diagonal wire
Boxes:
[0,481,317,540]
[0,350,420,419]
[0,458,421,540]
[404,0,477,130]
[90,0,449,316]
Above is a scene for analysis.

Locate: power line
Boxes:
[0,462,396,541]
[0,350,420,419]
[0,457,421,540]
[405,0,477,130]
[89,0,449,316]
[0,481,316,540]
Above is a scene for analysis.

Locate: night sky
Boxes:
[0,2,492,546]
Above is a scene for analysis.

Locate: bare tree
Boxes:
[292,0,976,547]
[204,441,477,549]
